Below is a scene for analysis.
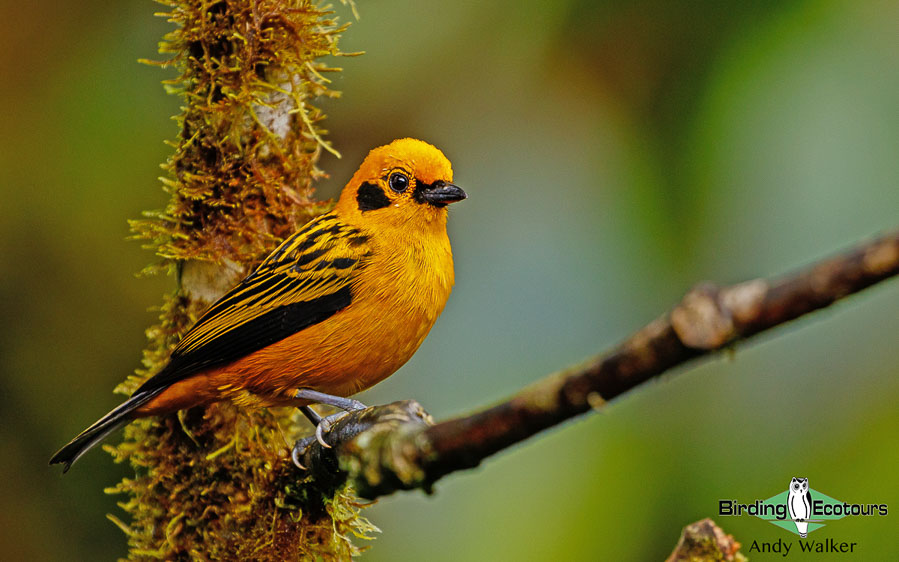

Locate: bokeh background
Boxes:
[2,0,897,560]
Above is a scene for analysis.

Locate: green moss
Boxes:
[105,404,376,560]
[106,1,372,559]
[130,0,355,271]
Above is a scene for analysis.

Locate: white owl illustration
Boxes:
[788,477,812,537]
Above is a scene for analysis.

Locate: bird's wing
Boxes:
[135,213,372,395]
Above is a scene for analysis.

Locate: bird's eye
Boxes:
[388,172,409,193]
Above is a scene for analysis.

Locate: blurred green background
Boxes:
[2,0,897,560]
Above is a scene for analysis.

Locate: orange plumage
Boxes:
[50,138,466,471]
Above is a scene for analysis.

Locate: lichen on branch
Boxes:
[105,1,371,560]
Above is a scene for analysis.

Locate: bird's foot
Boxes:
[291,400,434,493]
[291,408,365,469]
[292,390,367,469]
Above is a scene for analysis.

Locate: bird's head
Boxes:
[335,138,466,230]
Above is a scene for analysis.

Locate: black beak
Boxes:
[418,180,468,207]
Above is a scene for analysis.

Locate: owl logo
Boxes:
[788,477,812,537]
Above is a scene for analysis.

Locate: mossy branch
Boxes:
[294,230,899,499]
[107,1,372,560]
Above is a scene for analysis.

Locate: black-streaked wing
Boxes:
[134,214,371,395]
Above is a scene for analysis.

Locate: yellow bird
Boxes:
[50,138,466,471]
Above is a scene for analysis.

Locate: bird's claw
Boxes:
[315,410,353,449]
[291,436,316,469]
[315,422,331,449]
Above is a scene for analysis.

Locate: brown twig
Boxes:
[295,230,899,499]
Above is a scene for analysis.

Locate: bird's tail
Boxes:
[49,388,163,472]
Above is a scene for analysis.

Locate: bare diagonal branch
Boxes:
[295,229,899,499]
